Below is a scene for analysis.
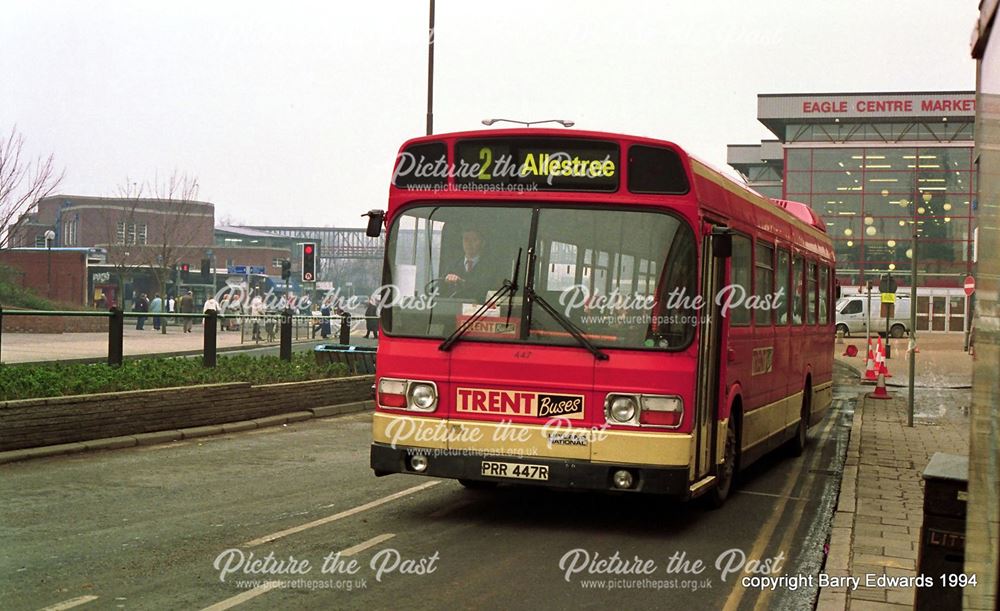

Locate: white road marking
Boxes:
[339,533,396,556]
[201,533,396,610]
[738,489,811,502]
[39,595,99,610]
[200,581,282,611]
[243,481,439,547]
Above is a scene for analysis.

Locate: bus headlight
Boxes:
[408,383,438,411]
[378,378,438,412]
[607,395,638,424]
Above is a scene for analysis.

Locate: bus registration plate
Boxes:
[481,461,549,481]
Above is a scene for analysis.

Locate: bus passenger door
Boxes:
[694,226,729,481]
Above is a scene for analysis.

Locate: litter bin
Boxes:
[914,452,968,611]
[314,344,376,375]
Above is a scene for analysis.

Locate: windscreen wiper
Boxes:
[439,271,519,352]
[525,286,609,361]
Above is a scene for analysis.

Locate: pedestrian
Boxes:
[219,294,231,331]
[134,292,149,330]
[320,301,332,339]
[150,293,163,331]
[250,291,265,341]
[180,290,195,332]
[167,293,176,323]
[365,297,379,339]
[310,303,323,339]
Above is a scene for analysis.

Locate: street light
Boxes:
[44,229,55,299]
[481,118,575,128]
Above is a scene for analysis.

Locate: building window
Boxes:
[117,222,148,245]
[272,258,284,268]
[35,235,46,247]
[63,220,78,246]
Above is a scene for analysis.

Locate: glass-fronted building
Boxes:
[729,91,976,333]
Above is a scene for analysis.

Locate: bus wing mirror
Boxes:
[711,228,732,259]
[363,209,385,238]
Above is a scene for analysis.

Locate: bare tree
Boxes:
[140,171,202,295]
[97,172,203,304]
[0,126,64,249]
[98,179,149,301]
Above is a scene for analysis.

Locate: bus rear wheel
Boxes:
[789,384,811,457]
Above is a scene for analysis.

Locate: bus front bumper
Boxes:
[370,443,690,496]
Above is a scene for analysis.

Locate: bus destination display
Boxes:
[455,139,619,191]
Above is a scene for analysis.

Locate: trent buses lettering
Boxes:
[456,388,585,420]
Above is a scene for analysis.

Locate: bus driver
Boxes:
[442,228,498,300]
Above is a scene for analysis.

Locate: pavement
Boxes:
[820,332,972,609]
[0,320,377,364]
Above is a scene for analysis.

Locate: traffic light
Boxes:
[180,263,190,282]
[301,243,316,282]
[281,259,292,280]
[200,258,211,283]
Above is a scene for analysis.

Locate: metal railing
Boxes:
[0,307,374,368]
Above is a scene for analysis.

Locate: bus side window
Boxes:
[792,255,804,325]
[807,261,817,325]
[819,266,829,324]
[730,234,752,326]
[755,241,775,326]
[776,248,790,325]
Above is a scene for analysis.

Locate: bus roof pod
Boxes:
[769,199,827,233]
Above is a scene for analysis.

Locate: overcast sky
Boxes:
[1,1,978,229]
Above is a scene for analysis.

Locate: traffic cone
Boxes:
[876,336,892,378]
[867,373,892,400]
[863,340,878,382]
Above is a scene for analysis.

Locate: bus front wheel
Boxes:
[705,416,739,509]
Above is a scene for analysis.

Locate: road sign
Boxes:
[249,266,266,274]
[964,275,975,297]
[878,273,897,294]
[881,292,896,304]
[227,265,247,275]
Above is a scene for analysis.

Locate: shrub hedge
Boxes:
[0,352,348,401]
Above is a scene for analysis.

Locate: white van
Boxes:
[835,294,911,338]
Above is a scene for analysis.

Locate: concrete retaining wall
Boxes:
[0,375,374,451]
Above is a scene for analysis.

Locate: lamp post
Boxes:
[44,229,55,299]
[206,249,216,295]
[481,118,575,128]
[907,192,929,427]
[426,0,435,135]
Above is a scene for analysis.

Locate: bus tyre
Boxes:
[706,418,738,509]
[790,385,811,457]
[890,324,906,338]
[459,479,497,490]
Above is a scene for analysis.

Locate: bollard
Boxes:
[915,453,968,610]
[108,307,124,367]
[280,308,292,362]
[203,310,217,368]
